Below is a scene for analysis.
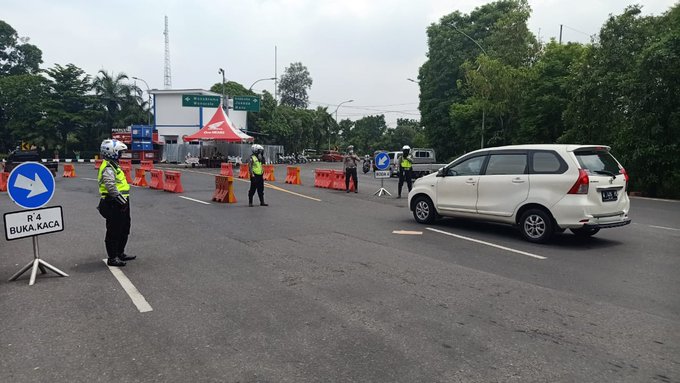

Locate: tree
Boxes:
[278,62,312,109]
[0,74,48,151]
[209,80,254,100]
[0,20,43,77]
[381,119,427,150]
[418,0,538,159]
[40,64,92,153]
[343,115,387,154]
[92,70,142,134]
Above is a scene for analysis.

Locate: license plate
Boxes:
[601,190,618,202]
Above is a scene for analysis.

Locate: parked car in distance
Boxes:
[321,150,344,162]
[3,150,58,176]
[408,144,631,243]
[384,148,447,178]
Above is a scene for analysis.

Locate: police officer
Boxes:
[248,144,268,207]
[397,145,413,198]
[97,139,135,267]
[344,145,360,193]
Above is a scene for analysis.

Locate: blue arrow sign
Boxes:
[7,162,56,209]
[374,152,390,171]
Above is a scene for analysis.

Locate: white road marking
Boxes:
[426,227,547,260]
[630,196,679,203]
[179,196,211,205]
[392,230,423,235]
[102,259,153,313]
[649,225,680,232]
[82,177,98,181]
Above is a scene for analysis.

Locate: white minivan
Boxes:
[407,145,631,243]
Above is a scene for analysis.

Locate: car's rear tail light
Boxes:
[568,169,589,194]
[620,167,629,182]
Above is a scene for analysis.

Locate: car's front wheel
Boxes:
[570,227,600,237]
[413,196,436,224]
[519,209,553,243]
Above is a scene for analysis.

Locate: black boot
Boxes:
[107,258,126,267]
[119,254,136,261]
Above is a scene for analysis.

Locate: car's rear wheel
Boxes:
[413,196,436,224]
[519,209,553,243]
[570,227,600,237]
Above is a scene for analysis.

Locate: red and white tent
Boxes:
[183,106,253,142]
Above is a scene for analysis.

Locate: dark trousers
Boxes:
[98,198,131,260]
[345,168,358,191]
[249,174,265,204]
[398,168,413,196]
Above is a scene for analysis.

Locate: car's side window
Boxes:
[448,156,486,176]
[485,154,527,175]
[531,151,567,174]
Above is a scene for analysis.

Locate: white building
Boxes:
[150,89,248,144]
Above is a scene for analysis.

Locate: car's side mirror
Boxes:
[437,168,446,177]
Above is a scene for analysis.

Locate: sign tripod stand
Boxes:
[5,162,69,286]
[373,152,392,197]
[374,178,391,197]
[9,235,69,286]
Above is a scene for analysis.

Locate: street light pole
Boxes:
[248,77,277,92]
[451,24,488,148]
[331,99,354,150]
[132,76,151,126]
[218,68,226,111]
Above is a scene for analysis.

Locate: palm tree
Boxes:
[92,70,143,134]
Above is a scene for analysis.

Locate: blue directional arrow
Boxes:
[7,162,55,209]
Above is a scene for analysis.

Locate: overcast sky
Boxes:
[3,0,676,127]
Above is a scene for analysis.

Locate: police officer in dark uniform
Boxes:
[248,144,268,207]
[397,145,413,198]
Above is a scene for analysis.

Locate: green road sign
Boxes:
[182,94,221,108]
[233,96,261,112]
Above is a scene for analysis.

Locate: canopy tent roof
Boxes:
[183,106,253,143]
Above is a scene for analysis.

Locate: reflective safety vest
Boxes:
[251,155,263,175]
[400,156,412,169]
[98,159,130,198]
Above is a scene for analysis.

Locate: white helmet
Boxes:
[251,144,264,154]
[100,139,127,160]
[402,145,411,151]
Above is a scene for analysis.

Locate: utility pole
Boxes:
[163,16,172,89]
[274,45,278,102]
[559,24,563,44]
[218,68,226,114]
[132,76,152,126]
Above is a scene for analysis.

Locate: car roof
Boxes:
[465,144,611,155]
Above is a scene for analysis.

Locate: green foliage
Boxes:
[343,115,387,154]
[209,81,254,99]
[0,74,48,150]
[418,0,537,159]
[0,20,43,77]
[278,62,312,109]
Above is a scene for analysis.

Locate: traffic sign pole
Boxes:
[5,163,68,285]
[373,152,392,197]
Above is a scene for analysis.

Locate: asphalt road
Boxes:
[1,162,678,383]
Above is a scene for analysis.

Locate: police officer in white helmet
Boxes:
[97,139,135,267]
[248,144,268,207]
[397,145,413,198]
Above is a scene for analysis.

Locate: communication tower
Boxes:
[164,15,172,89]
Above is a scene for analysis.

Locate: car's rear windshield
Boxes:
[574,149,621,175]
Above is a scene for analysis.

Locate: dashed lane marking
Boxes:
[392,230,423,235]
[102,259,153,313]
[426,227,547,260]
[82,177,98,181]
[649,225,680,232]
[179,196,211,205]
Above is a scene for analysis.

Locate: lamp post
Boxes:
[132,76,151,126]
[451,24,488,148]
[406,78,419,84]
[331,99,353,150]
[248,77,277,92]
[218,68,226,110]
